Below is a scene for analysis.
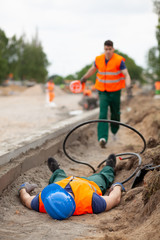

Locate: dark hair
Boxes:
[104,40,113,47]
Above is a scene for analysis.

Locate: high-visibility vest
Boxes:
[39,176,102,215]
[47,82,55,102]
[155,81,160,90]
[95,53,126,92]
[47,82,54,92]
[83,89,92,96]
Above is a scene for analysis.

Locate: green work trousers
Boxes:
[49,166,114,195]
[98,90,121,142]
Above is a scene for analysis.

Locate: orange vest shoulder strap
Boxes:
[113,53,125,62]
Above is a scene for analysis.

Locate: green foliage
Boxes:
[64,74,76,80]
[147,1,160,82]
[0,29,49,84]
[76,64,96,83]
[148,47,160,78]
[115,50,144,83]
[19,37,49,82]
[49,75,64,85]
[0,29,9,81]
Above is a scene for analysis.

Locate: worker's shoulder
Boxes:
[113,53,125,61]
[95,53,105,60]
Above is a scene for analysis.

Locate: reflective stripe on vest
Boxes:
[95,53,126,92]
[96,76,125,83]
[98,70,122,75]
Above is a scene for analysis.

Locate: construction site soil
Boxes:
[0,86,160,240]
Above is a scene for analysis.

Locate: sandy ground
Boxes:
[0,85,83,155]
[0,86,160,240]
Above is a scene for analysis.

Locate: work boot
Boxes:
[48,157,60,173]
[99,138,107,148]
[106,154,116,169]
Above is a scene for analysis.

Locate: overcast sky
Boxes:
[0,0,158,77]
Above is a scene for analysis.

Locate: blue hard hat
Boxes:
[41,183,76,220]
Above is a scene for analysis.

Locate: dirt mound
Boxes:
[143,144,160,166]
[0,85,26,96]
[21,84,65,97]
[22,84,44,96]
[124,94,160,140]
[142,170,160,205]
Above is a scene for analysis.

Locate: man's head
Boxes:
[41,183,76,220]
[104,40,114,60]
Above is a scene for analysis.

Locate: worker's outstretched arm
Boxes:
[81,65,97,83]
[121,68,131,88]
[18,182,38,209]
[102,186,122,211]
[19,188,36,209]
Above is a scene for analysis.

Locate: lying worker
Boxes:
[18,154,125,220]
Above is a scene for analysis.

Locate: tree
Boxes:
[76,64,97,83]
[49,75,64,85]
[147,0,160,82]
[115,50,144,83]
[0,29,9,82]
[7,35,24,80]
[0,29,50,84]
[64,74,76,80]
[19,34,49,82]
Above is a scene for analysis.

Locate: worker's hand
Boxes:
[109,182,126,193]
[126,85,133,100]
[18,182,38,195]
[80,77,87,84]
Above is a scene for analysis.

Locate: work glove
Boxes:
[126,85,133,100]
[80,77,87,84]
[109,182,126,192]
[18,182,38,195]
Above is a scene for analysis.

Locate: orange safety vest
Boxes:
[47,82,54,92]
[83,89,92,96]
[155,81,160,90]
[47,82,55,102]
[95,53,126,92]
[39,176,102,215]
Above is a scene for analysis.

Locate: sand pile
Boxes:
[22,84,44,96]
[0,85,27,96]
[124,94,160,140]
[21,84,65,97]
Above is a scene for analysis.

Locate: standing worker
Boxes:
[46,78,55,107]
[81,40,132,148]
[155,81,160,95]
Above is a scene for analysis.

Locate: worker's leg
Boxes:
[82,166,115,195]
[109,90,121,135]
[49,169,68,184]
[97,91,109,142]
[19,188,36,209]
